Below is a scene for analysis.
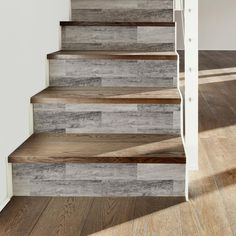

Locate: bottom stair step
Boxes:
[9,133,186,197]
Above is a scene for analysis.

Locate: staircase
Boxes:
[9,0,186,197]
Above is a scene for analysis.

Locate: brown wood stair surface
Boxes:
[8,133,186,164]
[31,87,181,104]
[47,50,178,60]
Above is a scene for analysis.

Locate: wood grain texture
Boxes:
[33,103,180,134]
[71,0,174,10]
[9,133,185,164]
[72,9,173,23]
[0,197,50,236]
[71,0,174,23]
[12,178,185,197]
[61,25,175,51]
[29,198,93,236]
[49,58,177,87]
[47,50,178,60]
[31,87,181,104]
[11,163,185,196]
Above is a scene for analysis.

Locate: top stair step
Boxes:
[71,0,174,22]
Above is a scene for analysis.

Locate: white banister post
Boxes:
[184,0,199,170]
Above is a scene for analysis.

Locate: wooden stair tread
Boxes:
[47,50,177,60]
[31,87,181,104]
[9,133,186,164]
[60,21,175,27]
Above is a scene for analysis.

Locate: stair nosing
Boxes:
[60,21,176,27]
[47,50,178,60]
[9,133,186,164]
[30,87,181,105]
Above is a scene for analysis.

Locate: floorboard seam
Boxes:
[28,198,52,236]
[80,198,96,235]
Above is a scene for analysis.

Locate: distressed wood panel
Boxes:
[71,0,174,10]
[12,163,185,196]
[72,9,173,22]
[137,164,185,180]
[33,104,180,134]
[61,26,175,51]
[65,163,137,180]
[49,59,177,87]
[71,0,173,22]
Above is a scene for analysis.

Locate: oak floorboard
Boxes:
[201,138,236,233]
[0,197,50,236]
[29,198,93,236]
[80,198,136,236]
[132,197,184,236]
[186,139,233,236]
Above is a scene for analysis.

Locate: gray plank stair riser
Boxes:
[12,163,185,196]
[72,9,173,22]
[71,0,174,10]
[33,104,181,134]
[71,0,174,22]
[61,26,175,51]
[49,59,177,87]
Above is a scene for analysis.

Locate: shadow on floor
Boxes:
[198,79,236,133]
[189,167,236,200]
[0,196,185,236]
[60,196,186,236]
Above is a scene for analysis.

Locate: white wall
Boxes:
[199,0,236,50]
[176,0,236,50]
[0,0,70,211]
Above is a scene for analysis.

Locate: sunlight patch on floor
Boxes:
[200,125,236,138]
[179,67,236,87]
[89,203,180,236]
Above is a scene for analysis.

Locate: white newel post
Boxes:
[184,0,199,170]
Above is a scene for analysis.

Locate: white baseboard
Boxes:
[0,197,11,212]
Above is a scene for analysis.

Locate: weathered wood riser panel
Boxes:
[71,0,174,10]
[71,0,173,22]
[12,163,185,196]
[33,104,181,134]
[49,59,177,87]
[61,26,175,52]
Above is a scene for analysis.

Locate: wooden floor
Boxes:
[1,51,236,236]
